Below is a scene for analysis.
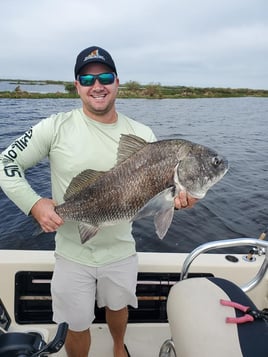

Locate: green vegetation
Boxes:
[0,79,267,99]
[0,89,78,99]
[118,82,268,99]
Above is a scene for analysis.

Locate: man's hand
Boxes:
[174,191,198,210]
[31,198,64,232]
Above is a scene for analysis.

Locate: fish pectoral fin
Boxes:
[78,223,99,244]
[131,188,175,222]
[154,208,174,240]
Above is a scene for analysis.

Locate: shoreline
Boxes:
[1,91,267,99]
[0,79,267,99]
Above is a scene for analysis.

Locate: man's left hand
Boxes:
[174,191,198,210]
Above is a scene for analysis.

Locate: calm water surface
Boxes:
[0,81,65,93]
[0,97,267,253]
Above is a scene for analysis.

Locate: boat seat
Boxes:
[0,331,43,357]
[167,277,268,357]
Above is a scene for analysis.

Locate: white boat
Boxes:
[0,236,268,356]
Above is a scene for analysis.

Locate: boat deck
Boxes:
[0,246,267,356]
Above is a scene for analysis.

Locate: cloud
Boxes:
[0,0,267,89]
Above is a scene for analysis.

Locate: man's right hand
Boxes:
[31,198,64,232]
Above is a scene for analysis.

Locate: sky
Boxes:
[0,0,267,89]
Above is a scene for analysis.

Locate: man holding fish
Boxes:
[0,46,228,357]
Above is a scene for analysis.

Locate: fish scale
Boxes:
[55,134,228,243]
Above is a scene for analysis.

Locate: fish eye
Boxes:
[212,156,222,167]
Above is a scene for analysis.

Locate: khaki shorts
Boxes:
[51,254,138,331]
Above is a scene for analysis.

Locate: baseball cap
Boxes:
[74,46,117,78]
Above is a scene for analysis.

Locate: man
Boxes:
[0,46,196,357]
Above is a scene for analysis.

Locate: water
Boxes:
[0,97,267,253]
[0,81,65,93]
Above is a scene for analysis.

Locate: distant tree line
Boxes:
[0,79,267,99]
[117,81,268,99]
[66,80,268,99]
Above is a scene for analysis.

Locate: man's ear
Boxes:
[74,80,80,95]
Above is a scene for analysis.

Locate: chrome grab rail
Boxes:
[159,339,176,357]
[180,238,268,292]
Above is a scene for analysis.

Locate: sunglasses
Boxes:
[77,72,116,86]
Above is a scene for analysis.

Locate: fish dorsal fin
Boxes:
[64,169,105,201]
[117,134,148,165]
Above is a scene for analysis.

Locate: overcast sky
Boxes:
[1,0,267,89]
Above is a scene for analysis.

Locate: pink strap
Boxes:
[220,299,249,312]
[220,299,254,324]
[226,315,254,324]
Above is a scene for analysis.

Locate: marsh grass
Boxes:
[0,79,267,99]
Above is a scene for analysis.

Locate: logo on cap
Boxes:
[83,49,105,62]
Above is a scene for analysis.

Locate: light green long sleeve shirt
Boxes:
[0,108,156,266]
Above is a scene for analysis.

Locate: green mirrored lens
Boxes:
[98,73,115,85]
[79,75,94,86]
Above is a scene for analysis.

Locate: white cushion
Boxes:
[167,278,243,357]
